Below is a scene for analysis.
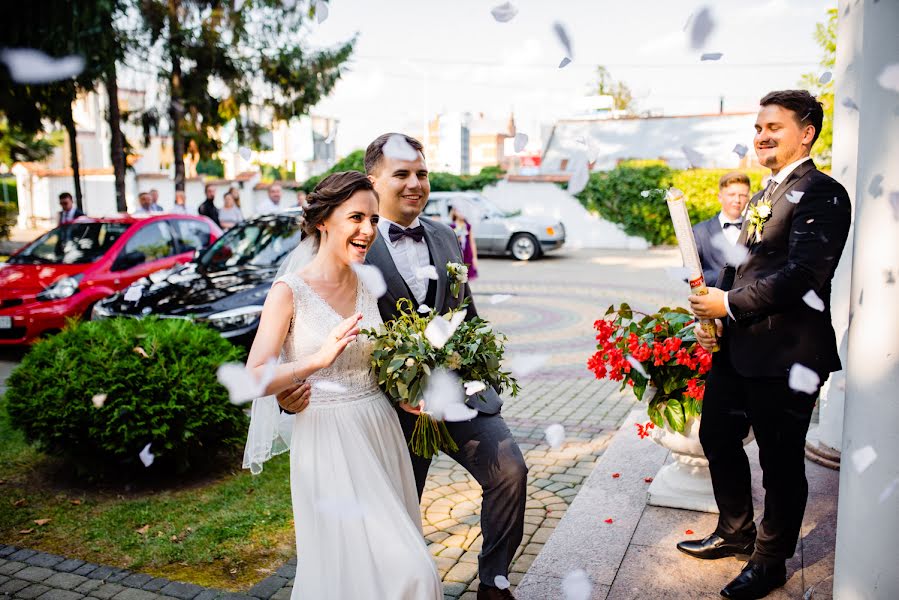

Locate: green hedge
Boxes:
[3,317,247,478]
[0,178,16,205]
[575,165,767,245]
[196,157,225,178]
[0,203,16,241]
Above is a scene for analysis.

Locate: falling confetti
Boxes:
[611,473,620,478]
[34,519,51,526]
[464,381,487,396]
[417,304,431,313]
[561,568,592,600]
[490,2,518,23]
[382,134,420,161]
[139,443,155,467]
[424,310,466,349]
[681,145,705,168]
[124,285,143,303]
[700,52,723,61]
[558,57,572,69]
[688,6,715,50]
[879,478,898,504]
[567,159,590,195]
[545,423,565,449]
[313,0,328,24]
[604,518,614,524]
[685,529,694,535]
[133,346,150,359]
[489,294,513,304]
[802,290,825,312]
[424,369,477,422]
[788,363,820,395]
[217,359,276,405]
[710,232,749,267]
[644,477,653,483]
[416,265,439,280]
[352,263,387,298]
[841,97,859,111]
[640,190,651,198]
[238,147,252,161]
[851,445,877,473]
[890,192,899,221]
[818,71,833,85]
[733,144,748,158]
[0,48,85,84]
[876,64,899,93]
[553,22,574,59]
[625,355,650,379]
[514,132,528,153]
[507,353,549,377]
[91,394,107,409]
[494,575,511,590]
[786,190,804,204]
[868,174,883,198]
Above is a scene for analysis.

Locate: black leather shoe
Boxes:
[720,561,787,599]
[676,533,755,560]
[478,584,516,599]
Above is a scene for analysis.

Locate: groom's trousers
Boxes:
[699,356,819,565]
[396,409,528,584]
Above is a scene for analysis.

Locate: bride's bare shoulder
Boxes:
[267,279,296,308]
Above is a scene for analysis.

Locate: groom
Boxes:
[685,90,851,599]
[364,133,527,600]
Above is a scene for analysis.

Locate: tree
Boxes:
[0,119,64,166]
[594,66,635,113]
[136,0,355,191]
[800,8,836,168]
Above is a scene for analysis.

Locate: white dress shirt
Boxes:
[60,208,78,224]
[377,217,431,303]
[717,212,743,246]
[254,198,284,215]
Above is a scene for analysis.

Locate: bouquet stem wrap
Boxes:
[665,188,719,352]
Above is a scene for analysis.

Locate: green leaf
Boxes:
[663,401,686,433]
[619,303,633,320]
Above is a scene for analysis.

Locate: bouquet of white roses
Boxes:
[361,297,520,458]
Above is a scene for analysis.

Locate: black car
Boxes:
[93,210,303,348]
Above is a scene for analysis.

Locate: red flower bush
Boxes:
[587,303,712,433]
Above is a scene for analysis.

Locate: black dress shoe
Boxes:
[677,533,755,560]
[478,583,516,599]
[720,561,786,599]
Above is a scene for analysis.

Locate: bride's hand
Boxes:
[314,313,363,369]
[399,400,423,416]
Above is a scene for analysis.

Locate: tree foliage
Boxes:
[799,8,836,169]
[594,66,635,113]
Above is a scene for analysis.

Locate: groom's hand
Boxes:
[695,319,723,351]
[689,287,728,319]
[399,400,422,416]
[277,382,312,414]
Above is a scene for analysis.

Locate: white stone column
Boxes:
[833,1,899,598]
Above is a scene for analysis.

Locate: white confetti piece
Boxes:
[545,423,565,449]
[507,353,549,377]
[352,263,387,298]
[802,290,825,312]
[841,97,859,111]
[879,478,898,504]
[424,369,477,422]
[851,445,877,473]
[640,190,651,198]
[688,7,714,50]
[553,22,573,59]
[788,363,820,395]
[876,64,899,93]
[0,48,85,84]
[139,443,155,468]
[733,144,748,158]
[818,71,832,85]
[282,0,297,8]
[558,57,571,69]
[417,304,432,314]
[562,568,592,600]
[464,381,487,396]
[238,147,252,161]
[494,575,511,589]
[416,265,439,280]
[567,159,590,195]
[890,192,899,221]
[382,134,419,161]
[489,294,513,305]
[682,145,704,168]
[313,0,328,23]
[868,174,883,198]
[424,310,466,349]
[124,285,143,303]
[700,52,723,61]
[91,394,107,409]
[625,355,649,379]
[313,381,348,394]
[514,132,528,153]
[217,360,277,405]
[710,231,749,266]
[786,190,804,204]
[490,2,518,23]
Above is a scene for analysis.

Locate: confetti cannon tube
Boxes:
[665,188,719,351]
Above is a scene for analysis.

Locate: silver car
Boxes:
[424,192,565,261]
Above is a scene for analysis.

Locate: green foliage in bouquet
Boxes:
[3,317,247,478]
[362,298,520,457]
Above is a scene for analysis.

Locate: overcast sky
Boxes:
[299,0,835,157]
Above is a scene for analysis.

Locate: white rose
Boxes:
[405,358,415,367]
[756,205,771,219]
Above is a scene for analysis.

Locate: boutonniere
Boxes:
[745,199,773,244]
[446,262,469,299]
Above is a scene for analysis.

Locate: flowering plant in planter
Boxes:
[587,303,712,434]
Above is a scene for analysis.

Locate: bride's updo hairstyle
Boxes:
[302,171,378,244]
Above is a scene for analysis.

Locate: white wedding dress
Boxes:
[275,272,442,600]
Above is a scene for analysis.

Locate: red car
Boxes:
[0,214,222,345]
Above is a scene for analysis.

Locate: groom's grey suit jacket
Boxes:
[365,216,503,414]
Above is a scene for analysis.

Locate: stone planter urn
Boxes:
[644,388,753,513]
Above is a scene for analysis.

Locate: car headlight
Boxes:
[37,274,83,301]
[92,302,114,320]
[205,305,264,331]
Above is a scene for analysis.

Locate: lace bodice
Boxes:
[276,272,383,405]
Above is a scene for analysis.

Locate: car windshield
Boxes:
[10,222,131,265]
[199,218,302,271]
[475,197,507,218]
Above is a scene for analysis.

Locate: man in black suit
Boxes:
[57,192,84,225]
[683,90,851,599]
[198,183,221,227]
[693,171,751,287]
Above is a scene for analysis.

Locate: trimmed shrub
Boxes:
[0,202,16,241]
[3,317,247,477]
[576,165,767,245]
[196,157,225,178]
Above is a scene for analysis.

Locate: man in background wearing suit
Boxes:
[58,192,84,225]
[683,90,851,599]
[693,171,751,286]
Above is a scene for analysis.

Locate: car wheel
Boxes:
[510,233,539,261]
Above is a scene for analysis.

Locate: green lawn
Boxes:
[0,404,296,591]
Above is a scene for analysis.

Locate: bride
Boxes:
[242,171,442,599]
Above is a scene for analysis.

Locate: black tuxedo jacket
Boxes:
[365,216,502,414]
[717,160,851,379]
[693,213,730,287]
[58,208,85,224]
